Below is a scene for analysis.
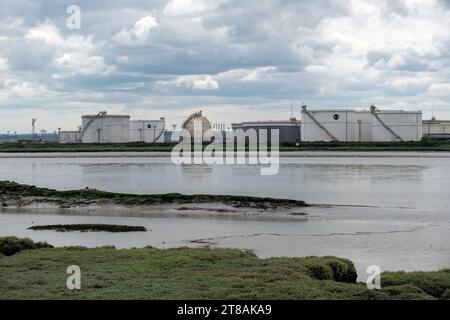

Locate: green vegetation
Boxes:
[0,180,308,209]
[28,224,147,233]
[278,140,450,151]
[0,236,53,256]
[0,239,448,299]
[0,140,449,152]
[0,142,177,153]
[382,270,450,299]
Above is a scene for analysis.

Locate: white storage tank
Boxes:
[355,111,373,142]
[371,109,422,142]
[81,112,130,143]
[301,106,357,142]
[182,111,212,142]
[130,118,166,143]
[423,119,450,135]
[59,131,80,144]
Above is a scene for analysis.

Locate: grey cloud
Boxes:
[1,0,450,132]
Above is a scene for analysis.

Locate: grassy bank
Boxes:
[0,239,449,299]
[0,141,449,152]
[0,180,308,209]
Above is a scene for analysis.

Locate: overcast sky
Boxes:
[1,0,450,132]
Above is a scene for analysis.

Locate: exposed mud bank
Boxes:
[0,181,309,220]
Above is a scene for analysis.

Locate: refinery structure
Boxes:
[21,105,449,145]
[59,111,165,144]
[300,105,423,142]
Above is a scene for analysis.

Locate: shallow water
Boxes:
[1,153,449,280]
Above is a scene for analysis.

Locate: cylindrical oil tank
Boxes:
[355,111,373,142]
[301,109,357,142]
[59,131,80,144]
[371,110,422,141]
[81,113,130,143]
[130,118,166,143]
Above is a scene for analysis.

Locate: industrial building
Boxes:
[130,118,166,143]
[301,108,358,142]
[59,111,165,144]
[423,118,450,142]
[59,131,81,144]
[231,119,301,143]
[81,112,130,144]
[301,105,422,142]
[423,118,450,135]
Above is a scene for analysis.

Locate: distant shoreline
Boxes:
[1,150,450,158]
[0,141,450,154]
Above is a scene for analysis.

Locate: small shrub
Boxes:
[307,264,333,280]
[0,236,53,256]
[327,259,357,283]
[441,289,450,300]
[304,257,357,283]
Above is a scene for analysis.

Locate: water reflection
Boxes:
[0,156,448,208]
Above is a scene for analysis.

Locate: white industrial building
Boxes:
[81,112,130,144]
[59,111,165,144]
[301,105,422,142]
[301,108,358,142]
[130,118,165,143]
[423,118,450,135]
[59,131,81,144]
[423,118,450,142]
[371,109,422,142]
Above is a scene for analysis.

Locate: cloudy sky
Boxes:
[1,0,450,132]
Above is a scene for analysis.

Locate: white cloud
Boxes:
[163,0,220,17]
[217,67,277,82]
[113,15,158,45]
[134,16,158,40]
[157,66,277,92]
[25,21,64,47]
[429,83,450,97]
[54,53,114,76]
[3,79,46,98]
[0,56,8,70]
[174,75,219,90]
[22,20,113,76]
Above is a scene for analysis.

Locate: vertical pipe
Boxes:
[358,120,362,142]
[345,110,348,142]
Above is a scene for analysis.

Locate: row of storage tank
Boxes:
[301,106,422,142]
[232,106,450,143]
[60,107,450,144]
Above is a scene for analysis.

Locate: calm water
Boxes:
[1,153,449,279]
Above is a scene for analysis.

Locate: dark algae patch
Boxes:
[28,224,147,233]
[0,180,308,209]
[0,237,449,299]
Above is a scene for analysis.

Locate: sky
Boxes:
[1,0,450,132]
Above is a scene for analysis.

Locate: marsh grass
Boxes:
[0,238,448,300]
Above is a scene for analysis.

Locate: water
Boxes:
[1,152,449,279]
